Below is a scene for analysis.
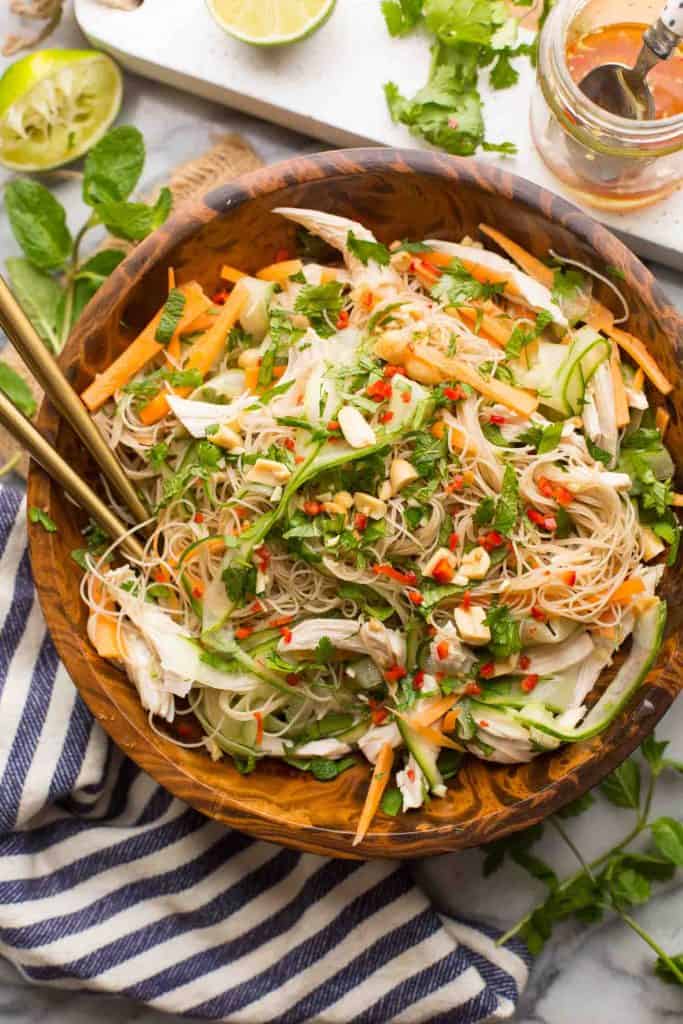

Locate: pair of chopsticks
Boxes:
[0,275,147,562]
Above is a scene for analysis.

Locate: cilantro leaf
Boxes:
[221,561,257,606]
[29,506,57,532]
[484,603,521,659]
[424,0,512,47]
[490,51,518,89]
[431,257,503,306]
[346,231,391,266]
[381,0,423,35]
[294,281,345,338]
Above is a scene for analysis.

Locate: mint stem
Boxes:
[620,913,683,985]
[58,216,96,350]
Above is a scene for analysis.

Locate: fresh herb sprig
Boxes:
[4,125,171,356]
[382,1,537,156]
[489,735,683,987]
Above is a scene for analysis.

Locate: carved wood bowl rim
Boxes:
[27,147,683,859]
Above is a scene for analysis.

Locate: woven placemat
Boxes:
[0,132,263,476]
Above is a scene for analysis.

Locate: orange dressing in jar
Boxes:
[566,23,683,119]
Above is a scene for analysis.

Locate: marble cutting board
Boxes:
[74,0,683,270]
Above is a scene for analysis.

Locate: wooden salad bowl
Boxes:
[27,148,683,859]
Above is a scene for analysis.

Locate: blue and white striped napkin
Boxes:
[0,485,529,1022]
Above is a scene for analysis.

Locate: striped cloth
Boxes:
[0,486,529,1022]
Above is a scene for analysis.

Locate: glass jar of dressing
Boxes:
[530,0,683,210]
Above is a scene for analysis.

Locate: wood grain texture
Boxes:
[27,148,683,859]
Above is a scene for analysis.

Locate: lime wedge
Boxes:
[207,0,336,46]
[0,49,122,171]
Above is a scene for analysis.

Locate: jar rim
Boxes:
[546,0,683,142]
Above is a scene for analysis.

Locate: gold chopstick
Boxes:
[0,388,146,563]
[0,275,149,526]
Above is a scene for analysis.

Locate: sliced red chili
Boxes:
[479,662,495,679]
[519,654,531,671]
[372,563,418,586]
[385,663,408,683]
[336,309,350,330]
[283,437,296,451]
[464,682,482,696]
[489,413,506,425]
[367,379,393,401]
[235,626,253,640]
[432,558,455,584]
[354,513,368,532]
[448,531,459,552]
[521,673,539,693]
[481,531,505,551]
[194,512,204,523]
[407,590,423,606]
[379,410,394,424]
[303,500,323,516]
[436,640,450,661]
[462,590,472,611]
[413,670,425,690]
[531,606,546,621]
[383,364,401,378]
[444,385,466,401]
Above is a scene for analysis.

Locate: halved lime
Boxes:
[0,49,122,171]
[207,0,336,46]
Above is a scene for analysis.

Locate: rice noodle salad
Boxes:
[80,208,679,841]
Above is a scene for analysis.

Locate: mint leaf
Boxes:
[381,787,403,815]
[641,734,669,777]
[537,421,563,454]
[5,179,72,270]
[381,0,423,35]
[601,759,641,809]
[71,249,126,327]
[608,865,650,910]
[493,464,519,534]
[650,817,683,866]
[310,756,356,781]
[655,953,683,986]
[96,187,172,242]
[0,360,36,417]
[28,506,57,533]
[155,288,186,344]
[346,231,391,266]
[556,792,595,818]
[83,125,145,205]
[6,258,64,353]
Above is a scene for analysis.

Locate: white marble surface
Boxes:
[0,6,681,1023]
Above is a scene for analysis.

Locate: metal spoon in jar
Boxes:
[579,0,683,120]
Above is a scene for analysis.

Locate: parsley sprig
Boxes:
[490,736,683,987]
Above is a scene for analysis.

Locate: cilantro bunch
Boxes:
[489,735,683,987]
[4,125,171,357]
[382,0,537,156]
